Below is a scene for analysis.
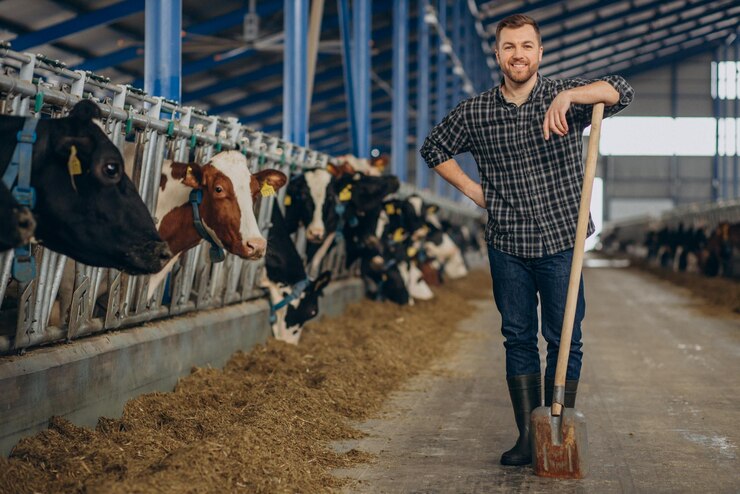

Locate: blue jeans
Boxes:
[487,246,584,380]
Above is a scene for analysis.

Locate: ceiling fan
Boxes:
[181,0,284,57]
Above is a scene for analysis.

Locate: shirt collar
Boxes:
[496,73,542,106]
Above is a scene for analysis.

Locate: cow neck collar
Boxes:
[1,117,39,282]
[188,189,226,263]
[269,277,311,324]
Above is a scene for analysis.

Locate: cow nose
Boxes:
[306,226,325,242]
[155,242,173,263]
[245,237,266,259]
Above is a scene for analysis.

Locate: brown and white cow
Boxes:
[147,151,286,298]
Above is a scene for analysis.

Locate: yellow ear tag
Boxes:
[261,182,276,197]
[284,194,292,206]
[385,203,396,215]
[407,246,418,258]
[67,145,82,176]
[393,227,405,243]
[339,184,352,202]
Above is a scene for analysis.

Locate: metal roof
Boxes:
[0,0,738,156]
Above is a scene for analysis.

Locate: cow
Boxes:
[0,100,171,274]
[283,167,339,246]
[0,183,35,251]
[281,163,355,264]
[146,152,287,298]
[334,172,400,265]
[262,204,331,344]
[703,222,740,278]
[405,195,468,281]
[374,198,434,302]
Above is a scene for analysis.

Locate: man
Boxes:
[420,14,633,466]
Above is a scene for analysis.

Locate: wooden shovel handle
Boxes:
[551,103,605,416]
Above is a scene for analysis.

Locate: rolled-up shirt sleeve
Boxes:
[598,75,634,117]
[420,103,471,169]
[560,75,635,128]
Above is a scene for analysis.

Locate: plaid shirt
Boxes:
[420,74,634,258]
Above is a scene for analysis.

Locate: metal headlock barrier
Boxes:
[0,44,483,356]
[600,199,740,248]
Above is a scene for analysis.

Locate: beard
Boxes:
[500,60,538,84]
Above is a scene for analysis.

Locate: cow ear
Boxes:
[68,99,102,121]
[55,136,94,159]
[313,270,332,294]
[252,169,287,197]
[180,162,203,188]
[326,163,339,177]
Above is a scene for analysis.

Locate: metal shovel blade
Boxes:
[531,405,588,479]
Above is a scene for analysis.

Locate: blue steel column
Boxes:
[450,0,461,201]
[712,46,720,202]
[337,0,357,152]
[354,0,371,158]
[435,0,448,197]
[392,0,408,181]
[670,63,678,205]
[284,0,309,145]
[732,36,740,199]
[452,0,462,106]
[721,44,728,200]
[416,0,431,190]
[144,0,181,101]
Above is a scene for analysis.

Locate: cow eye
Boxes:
[215,185,224,193]
[103,162,121,178]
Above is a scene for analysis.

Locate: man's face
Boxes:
[495,25,543,84]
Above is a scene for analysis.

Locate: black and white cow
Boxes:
[335,172,400,266]
[0,100,171,274]
[374,198,434,302]
[262,204,332,344]
[406,195,468,280]
[0,183,35,251]
[283,168,338,243]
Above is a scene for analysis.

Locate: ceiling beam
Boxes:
[562,23,735,78]
[10,0,145,50]
[541,0,733,74]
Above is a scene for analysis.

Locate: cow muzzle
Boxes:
[123,241,173,275]
[244,237,267,259]
[306,225,325,243]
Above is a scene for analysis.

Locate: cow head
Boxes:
[284,270,332,329]
[362,255,410,305]
[9,100,172,274]
[284,169,338,242]
[0,184,35,251]
[334,172,400,217]
[166,151,286,260]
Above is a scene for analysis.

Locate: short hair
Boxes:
[495,14,541,47]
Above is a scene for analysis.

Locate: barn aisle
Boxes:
[334,266,740,493]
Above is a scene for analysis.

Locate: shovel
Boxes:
[531,102,604,479]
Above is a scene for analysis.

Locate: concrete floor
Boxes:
[333,266,740,493]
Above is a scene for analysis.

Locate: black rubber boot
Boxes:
[544,377,579,408]
[500,373,541,466]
